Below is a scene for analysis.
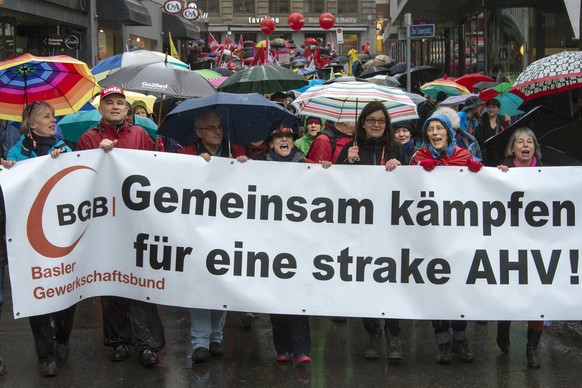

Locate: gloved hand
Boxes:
[468,160,483,173]
[22,136,35,151]
[419,159,440,171]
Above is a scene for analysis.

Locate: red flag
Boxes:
[208,32,219,52]
[303,46,312,61]
[237,34,244,51]
[224,35,236,51]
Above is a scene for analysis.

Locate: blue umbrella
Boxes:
[58,109,158,143]
[157,92,299,146]
[296,79,325,93]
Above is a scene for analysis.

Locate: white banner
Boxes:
[2,149,582,320]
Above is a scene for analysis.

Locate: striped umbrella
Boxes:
[290,81,419,123]
[91,50,189,82]
[0,53,100,121]
[420,79,470,99]
[193,69,229,89]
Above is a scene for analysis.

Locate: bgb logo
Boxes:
[27,166,112,258]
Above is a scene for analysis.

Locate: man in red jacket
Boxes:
[76,86,164,368]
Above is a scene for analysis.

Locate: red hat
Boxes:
[100,85,125,100]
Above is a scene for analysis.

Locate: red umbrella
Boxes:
[455,73,495,93]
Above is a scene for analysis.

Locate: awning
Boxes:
[162,13,200,40]
[97,0,152,26]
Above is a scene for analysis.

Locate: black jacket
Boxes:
[337,137,405,166]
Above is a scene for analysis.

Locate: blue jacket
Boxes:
[7,135,71,162]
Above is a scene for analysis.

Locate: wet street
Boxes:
[1,278,582,387]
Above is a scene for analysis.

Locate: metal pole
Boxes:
[405,13,412,92]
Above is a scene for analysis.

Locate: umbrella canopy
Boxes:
[99,62,216,99]
[157,92,298,146]
[363,58,385,69]
[91,50,189,82]
[291,58,309,67]
[0,53,100,121]
[420,79,470,99]
[213,67,234,76]
[193,69,229,89]
[454,73,495,93]
[291,81,419,123]
[58,109,157,143]
[510,51,582,101]
[441,93,479,107]
[479,83,524,117]
[331,56,349,64]
[473,81,500,92]
[483,106,582,166]
[375,54,392,63]
[389,62,415,76]
[295,79,325,93]
[367,75,401,87]
[394,65,441,94]
[360,67,390,79]
[324,76,367,84]
[218,65,308,94]
[405,92,427,105]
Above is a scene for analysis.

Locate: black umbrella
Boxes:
[213,67,234,76]
[218,65,308,94]
[291,58,309,67]
[394,65,441,94]
[389,62,415,76]
[483,106,582,166]
[359,66,390,79]
[473,81,500,92]
[332,56,349,64]
[323,76,367,84]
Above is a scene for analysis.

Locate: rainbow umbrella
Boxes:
[479,82,524,117]
[193,69,229,89]
[291,81,419,123]
[91,49,189,82]
[420,79,470,99]
[0,53,100,121]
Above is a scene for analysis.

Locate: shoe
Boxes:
[40,360,57,377]
[191,347,210,364]
[436,342,452,364]
[56,342,70,362]
[111,344,130,362]
[452,338,475,363]
[209,342,223,356]
[526,328,542,369]
[386,336,403,361]
[364,334,382,360]
[497,321,511,353]
[276,353,291,362]
[295,354,312,364]
[139,349,159,367]
[0,357,6,376]
[241,313,254,329]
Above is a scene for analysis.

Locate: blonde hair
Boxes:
[21,101,54,135]
[505,127,542,159]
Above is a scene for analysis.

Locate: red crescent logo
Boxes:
[27,165,96,258]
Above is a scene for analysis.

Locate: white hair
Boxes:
[434,107,461,130]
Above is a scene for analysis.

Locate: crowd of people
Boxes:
[0,79,550,377]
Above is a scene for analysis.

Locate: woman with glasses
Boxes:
[3,101,74,377]
[336,101,406,362]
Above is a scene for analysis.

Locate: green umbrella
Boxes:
[218,65,308,94]
[58,109,158,143]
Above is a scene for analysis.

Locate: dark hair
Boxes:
[356,101,394,148]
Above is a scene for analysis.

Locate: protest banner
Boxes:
[1,149,581,320]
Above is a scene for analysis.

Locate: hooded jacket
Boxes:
[76,119,153,151]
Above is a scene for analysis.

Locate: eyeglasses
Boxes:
[197,124,223,132]
[365,118,386,125]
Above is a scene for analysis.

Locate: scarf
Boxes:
[513,156,537,167]
[32,133,58,156]
[403,138,415,152]
[267,148,303,162]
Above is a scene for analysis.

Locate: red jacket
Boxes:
[177,142,245,158]
[410,146,473,166]
[307,132,352,164]
[76,120,154,151]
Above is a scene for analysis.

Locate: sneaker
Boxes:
[295,354,312,364]
[56,342,70,362]
[111,344,130,362]
[276,352,291,362]
[386,336,403,361]
[452,338,475,362]
[139,349,159,367]
[436,342,452,364]
[191,347,210,364]
[209,342,223,356]
[241,313,255,329]
[364,334,382,360]
[40,360,57,377]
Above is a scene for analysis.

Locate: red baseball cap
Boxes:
[100,85,125,100]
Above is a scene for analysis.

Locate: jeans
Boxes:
[190,309,226,350]
[270,314,311,356]
[362,318,401,337]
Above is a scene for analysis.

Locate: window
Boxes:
[269,0,290,14]
[338,0,357,14]
[303,0,325,13]
[233,0,255,13]
[196,0,219,13]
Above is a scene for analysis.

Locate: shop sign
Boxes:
[164,0,183,14]
[307,17,358,24]
[248,16,280,24]
[64,35,80,49]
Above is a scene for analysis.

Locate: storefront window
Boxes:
[195,0,219,13]
[268,0,290,13]
[486,8,529,79]
[338,0,358,14]
[303,0,325,14]
[98,30,115,61]
[342,33,359,53]
[0,18,16,60]
[233,0,255,14]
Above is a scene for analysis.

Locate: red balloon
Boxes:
[288,13,304,31]
[260,18,276,35]
[319,13,335,30]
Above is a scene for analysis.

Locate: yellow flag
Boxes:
[169,31,179,59]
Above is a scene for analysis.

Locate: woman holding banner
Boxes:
[410,113,482,364]
[338,101,406,362]
[497,127,544,369]
[4,101,74,377]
